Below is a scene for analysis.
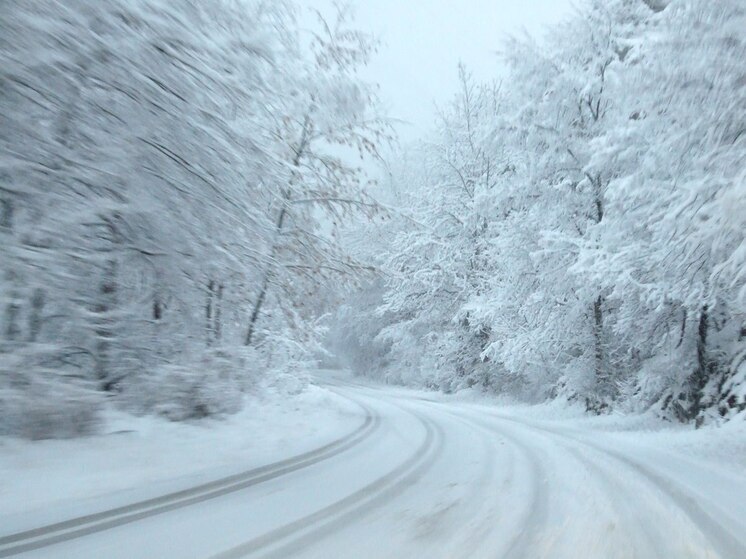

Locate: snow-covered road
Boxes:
[2,376,745,559]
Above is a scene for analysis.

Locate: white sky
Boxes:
[304,0,573,142]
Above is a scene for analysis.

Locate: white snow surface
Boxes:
[0,384,359,531]
[1,370,745,559]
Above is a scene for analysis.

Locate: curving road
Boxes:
[2,375,744,559]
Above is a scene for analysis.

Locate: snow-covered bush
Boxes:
[0,365,102,439]
[719,353,746,421]
[121,349,258,421]
[268,363,311,397]
[258,328,320,397]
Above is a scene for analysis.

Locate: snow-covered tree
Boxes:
[580,0,746,420]
[333,0,745,423]
[244,5,389,348]
[0,0,388,435]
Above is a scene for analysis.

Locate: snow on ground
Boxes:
[472,396,746,473]
[0,382,360,531]
[348,374,746,474]
[2,371,744,558]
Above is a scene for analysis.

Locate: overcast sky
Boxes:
[305,0,574,142]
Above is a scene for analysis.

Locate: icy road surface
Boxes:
[1,376,745,559]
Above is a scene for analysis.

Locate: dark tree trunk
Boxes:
[206,280,214,346]
[594,294,604,382]
[214,283,223,342]
[27,288,45,342]
[245,116,310,347]
[92,214,125,392]
[245,206,287,347]
[4,287,21,341]
[690,304,712,418]
[676,307,687,348]
[675,304,713,423]
[2,198,20,341]
[95,259,118,391]
[590,182,609,404]
[245,276,269,347]
[0,198,13,231]
[696,305,709,382]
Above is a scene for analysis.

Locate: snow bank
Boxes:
[0,383,360,530]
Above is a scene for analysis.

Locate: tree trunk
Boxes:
[3,285,21,341]
[0,198,13,231]
[245,115,310,347]
[214,283,223,343]
[591,182,608,403]
[690,304,711,419]
[27,288,45,342]
[245,208,286,347]
[206,280,214,346]
[245,275,269,347]
[94,259,118,391]
[1,198,20,341]
[674,304,712,422]
[593,294,609,399]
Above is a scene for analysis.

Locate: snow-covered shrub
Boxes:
[268,362,311,397]
[719,353,746,421]
[621,350,695,417]
[0,367,102,439]
[121,348,257,421]
[259,329,317,396]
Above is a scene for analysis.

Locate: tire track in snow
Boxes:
[559,444,672,558]
[209,401,445,559]
[415,408,523,559]
[396,389,745,559]
[323,383,523,559]
[400,396,674,558]
[425,411,505,559]
[0,395,380,558]
[321,382,745,558]
[434,409,550,559]
[565,436,744,559]
[330,381,552,559]
[472,410,668,558]
[480,410,746,559]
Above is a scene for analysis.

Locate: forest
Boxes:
[1,0,744,440]
[327,0,746,424]
[0,0,388,437]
